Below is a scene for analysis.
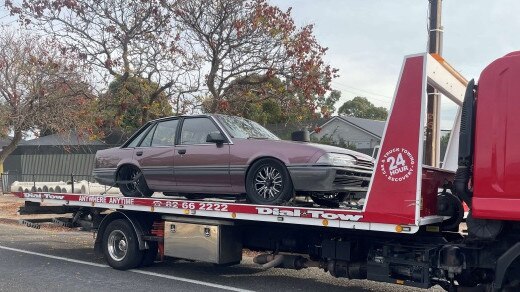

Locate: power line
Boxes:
[332,83,392,105]
[331,81,393,99]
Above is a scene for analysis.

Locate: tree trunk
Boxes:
[207,55,221,113]
[0,130,23,170]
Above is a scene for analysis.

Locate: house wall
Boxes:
[311,119,380,152]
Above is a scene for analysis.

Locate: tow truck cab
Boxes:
[455,51,520,222]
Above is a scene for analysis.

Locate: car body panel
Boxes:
[174,143,231,189]
[93,114,375,196]
[93,147,135,186]
[134,146,175,189]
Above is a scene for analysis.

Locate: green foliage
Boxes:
[206,74,340,126]
[440,131,451,159]
[95,76,173,136]
[316,90,341,118]
[311,133,357,150]
[311,125,357,150]
[338,96,388,120]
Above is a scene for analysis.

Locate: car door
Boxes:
[174,116,231,190]
[133,119,178,189]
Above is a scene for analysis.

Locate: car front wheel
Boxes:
[246,158,294,205]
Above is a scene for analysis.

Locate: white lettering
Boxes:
[256,207,363,222]
[256,207,272,215]
[108,197,135,205]
[78,196,105,203]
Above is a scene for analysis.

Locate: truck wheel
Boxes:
[102,219,144,270]
[117,166,153,197]
[246,158,294,205]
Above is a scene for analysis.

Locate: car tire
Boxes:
[246,158,294,205]
[102,219,144,270]
[117,166,153,197]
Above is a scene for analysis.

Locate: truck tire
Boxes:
[102,219,144,270]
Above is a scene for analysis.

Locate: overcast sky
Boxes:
[2,1,519,129]
[271,0,520,128]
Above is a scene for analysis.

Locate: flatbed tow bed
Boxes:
[14,192,382,230]
[9,53,520,291]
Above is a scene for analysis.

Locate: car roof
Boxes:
[151,114,216,123]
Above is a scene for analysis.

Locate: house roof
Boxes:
[338,116,386,138]
[21,132,105,146]
[318,115,386,139]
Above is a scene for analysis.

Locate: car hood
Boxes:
[296,141,372,161]
[259,139,374,162]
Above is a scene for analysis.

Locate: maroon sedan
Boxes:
[93,114,374,205]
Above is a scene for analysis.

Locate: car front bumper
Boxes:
[286,165,372,193]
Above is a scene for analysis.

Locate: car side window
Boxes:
[126,127,149,148]
[139,124,157,147]
[151,120,178,146]
[180,118,220,145]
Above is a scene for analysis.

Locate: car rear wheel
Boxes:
[246,159,293,205]
[117,166,153,197]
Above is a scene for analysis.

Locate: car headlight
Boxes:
[316,153,356,167]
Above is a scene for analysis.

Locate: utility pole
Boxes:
[425,0,443,167]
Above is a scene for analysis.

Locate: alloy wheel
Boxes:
[254,166,283,199]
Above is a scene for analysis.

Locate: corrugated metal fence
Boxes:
[19,153,96,182]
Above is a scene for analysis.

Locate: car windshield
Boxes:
[216,115,279,140]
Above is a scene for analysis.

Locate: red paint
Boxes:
[473,51,520,220]
[421,167,454,217]
[364,56,425,225]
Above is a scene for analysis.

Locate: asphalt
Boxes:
[0,222,437,292]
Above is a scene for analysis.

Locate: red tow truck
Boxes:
[12,51,520,291]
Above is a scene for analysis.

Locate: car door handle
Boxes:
[136,151,143,156]
[177,149,186,155]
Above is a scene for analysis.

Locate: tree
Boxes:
[338,96,388,120]
[316,90,341,118]
[7,0,202,128]
[171,0,338,113]
[0,28,94,166]
[440,131,451,160]
[94,76,173,136]
[207,74,340,125]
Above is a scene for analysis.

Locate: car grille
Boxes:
[333,170,371,188]
[356,159,374,169]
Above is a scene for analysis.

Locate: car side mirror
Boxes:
[206,131,226,144]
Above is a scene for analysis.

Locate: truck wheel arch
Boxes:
[494,242,520,290]
[94,211,154,255]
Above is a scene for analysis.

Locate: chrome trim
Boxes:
[175,143,232,147]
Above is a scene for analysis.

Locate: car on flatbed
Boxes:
[93,114,374,205]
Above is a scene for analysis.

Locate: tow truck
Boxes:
[11,51,520,291]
